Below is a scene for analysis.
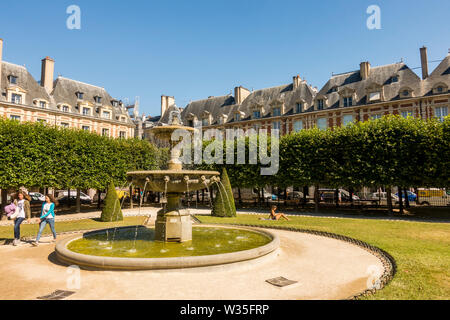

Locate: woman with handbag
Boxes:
[32,194,57,246]
[12,191,31,246]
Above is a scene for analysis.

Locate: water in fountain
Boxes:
[128,179,149,253]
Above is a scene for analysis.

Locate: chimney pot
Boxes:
[360,61,371,80]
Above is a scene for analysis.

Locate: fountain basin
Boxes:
[55,225,279,270]
[127,170,220,193]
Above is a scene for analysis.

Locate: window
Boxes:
[343,97,352,107]
[202,118,209,126]
[435,106,448,122]
[369,92,381,101]
[253,110,261,119]
[295,103,303,113]
[37,119,46,123]
[437,86,444,93]
[111,100,118,107]
[188,120,194,127]
[82,125,90,131]
[371,114,382,120]
[391,76,399,83]
[39,101,46,108]
[11,93,22,104]
[272,107,281,117]
[82,107,90,116]
[119,131,126,139]
[102,111,110,119]
[235,113,240,122]
[76,92,84,100]
[94,96,102,104]
[317,117,327,130]
[60,122,69,128]
[62,105,70,112]
[10,115,21,121]
[272,121,281,130]
[317,99,324,110]
[102,128,109,136]
[343,115,353,126]
[401,111,413,119]
[9,75,18,84]
[293,120,303,132]
[120,116,126,122]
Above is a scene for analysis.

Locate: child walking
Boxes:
[32,194,57,246]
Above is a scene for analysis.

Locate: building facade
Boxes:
[0,39,135,138]
[155,47,449,135]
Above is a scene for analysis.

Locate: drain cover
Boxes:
[266,277,298,287]
[37,290,75,300]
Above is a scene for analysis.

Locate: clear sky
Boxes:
[1,0,449,116]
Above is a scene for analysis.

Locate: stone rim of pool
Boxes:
[55,225,280,270]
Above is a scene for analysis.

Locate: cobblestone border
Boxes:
[203,222,397,300]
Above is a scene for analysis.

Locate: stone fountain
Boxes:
[127,108,220,242]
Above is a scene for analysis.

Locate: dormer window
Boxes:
[330,86,338,93]
[272,107,281,117]
[111,100,118,107]
[61,105,70,112]
[235,113,240,121]
[317,99,324,110]
[343,96,353,107]
[102,111,111,119]
[369,91,381,101]
[82,107,91,116]
[391,76,399,83]
[39,101,46,109]
[253,110,261,119]
[295,102,303,113]
[94,96,102,104]
[432,83,448,95]
[8,75,18,85]
[437,86,443,93]
[202,118,209,126]
[76,92,84,100]
[11,93,22,104]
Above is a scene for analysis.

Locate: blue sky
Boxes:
[1,0,449,116]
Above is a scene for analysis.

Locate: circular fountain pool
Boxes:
[55,225,279,270]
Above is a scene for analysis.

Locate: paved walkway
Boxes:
[0,228,383,300]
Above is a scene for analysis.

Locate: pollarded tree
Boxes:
[100,181,123,222]
[212,167,236,217]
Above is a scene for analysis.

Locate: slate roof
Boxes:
[423,54,450,95]
[1,61,52,105]
[316,63,423,109]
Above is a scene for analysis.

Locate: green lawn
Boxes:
[198,214,450,300]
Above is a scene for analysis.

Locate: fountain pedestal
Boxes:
[155,193,192,242]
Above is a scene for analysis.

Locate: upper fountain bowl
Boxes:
[127,170,220,193]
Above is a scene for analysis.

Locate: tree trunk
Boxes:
[76,188,81,213]
[314,185,319,213]
[129,185,134,209]
[0,189,8,221]
[67,188,71,208]
[335,189,339,208]
[349,187,354,208]
[302,186,308,208]
[386,187,393,215]
[97,189,101,209]
[202,189,205,204]
[404,188,410,208]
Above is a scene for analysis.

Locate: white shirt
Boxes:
[43,203,53,218]
[17,200,25,219]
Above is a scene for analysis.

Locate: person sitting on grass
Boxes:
[260,205,290,221]
[32,194,57,246]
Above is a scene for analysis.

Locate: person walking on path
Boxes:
[13,191,31,246]
[32,195,57,246]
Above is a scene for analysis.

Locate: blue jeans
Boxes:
[14,217,25,240]
[36,218,57,242]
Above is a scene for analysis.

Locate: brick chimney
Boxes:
[360,61,371,80]
[234,86,250,105]
[161,95,175,116]
[420,46,429,80]
[293,75,302,90]
[40,56,55,93]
